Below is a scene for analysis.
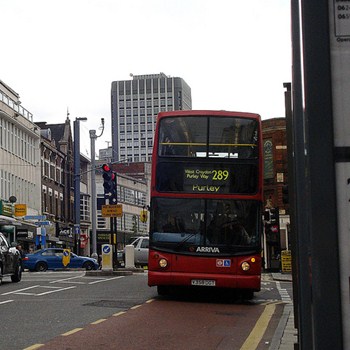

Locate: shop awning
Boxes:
[0,215,22,226]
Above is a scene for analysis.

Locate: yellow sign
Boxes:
[281,250,292,273]
[62,249,71,267]
[101,204,122,217]
[140,209,148,223]
[14,204,27,217]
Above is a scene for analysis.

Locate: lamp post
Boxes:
[73,117,87,255]
[90,118,104,259]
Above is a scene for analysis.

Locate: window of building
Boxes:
[97,212,107,229]
[80,195,90,221]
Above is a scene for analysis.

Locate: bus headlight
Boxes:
[241,261,250,271]
[159,258,168,268]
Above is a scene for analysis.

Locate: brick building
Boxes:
[262,117,290,269]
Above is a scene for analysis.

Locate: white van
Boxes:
[129,236,149,266]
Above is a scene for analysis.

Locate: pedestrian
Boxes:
[16,244,25,268]
[16,244,25,257]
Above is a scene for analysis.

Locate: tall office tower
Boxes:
[111,73,192,162]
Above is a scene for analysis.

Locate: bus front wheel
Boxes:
[242,290,254,300]
[157,285,170,296]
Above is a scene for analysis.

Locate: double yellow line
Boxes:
[240,302,283,350]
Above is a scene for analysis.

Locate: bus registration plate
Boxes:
[191,279,216,287]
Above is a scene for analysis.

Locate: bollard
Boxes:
[125,244,135,268]
[101,244,113,271]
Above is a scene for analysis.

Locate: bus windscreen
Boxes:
[150,198,260,253]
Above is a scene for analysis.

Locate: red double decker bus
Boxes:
[148,110,263,298]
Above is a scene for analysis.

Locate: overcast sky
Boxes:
[2,0,291,157]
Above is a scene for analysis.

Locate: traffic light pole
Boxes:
[102,163,118,268]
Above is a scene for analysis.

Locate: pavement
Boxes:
[269,272,298,350]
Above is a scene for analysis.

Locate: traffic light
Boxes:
[270,208,279,224]
[265,222,279,243]
[263,209,271,222]
[102,164,117,203]
[282,185,289,204]
[265,208,280,243]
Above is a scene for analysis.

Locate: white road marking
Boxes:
[2,273,125,298]
[88,276,124,284]
[0,300,14,305]
[1,285,40,296]
[1,284,76,296]
[276,281,292,303]
[50,274,85,284]
[36,286,76,296]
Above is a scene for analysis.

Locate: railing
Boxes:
[0,90,33,122]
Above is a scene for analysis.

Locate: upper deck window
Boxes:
[158,116,258,159]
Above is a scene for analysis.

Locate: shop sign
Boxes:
[59,228,73,237]
[0,200,13,216]
[16,229,28,238]
[14,204,27,217]
[264,139,274,179]
[97,232,110,243]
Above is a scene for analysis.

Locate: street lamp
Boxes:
[90,118,105,259]
[73,117,87,255]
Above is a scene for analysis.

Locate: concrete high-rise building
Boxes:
[111,73,192,162]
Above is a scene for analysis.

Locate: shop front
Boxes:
[0,217,21,246]
[15,225,36,253]
[57,226,75,250]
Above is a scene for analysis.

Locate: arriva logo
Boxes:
[196,247,220,253]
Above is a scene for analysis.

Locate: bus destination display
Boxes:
[184,167,230,193]
[156,162,258,194]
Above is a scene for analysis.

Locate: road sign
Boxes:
[24,215,47,221]
[102,244,113,270]
[34,221,51,226]
[62,249,71,267]
[101,204,122,217]
[74,225,80,235]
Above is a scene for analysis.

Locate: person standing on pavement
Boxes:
[16,244,25,268]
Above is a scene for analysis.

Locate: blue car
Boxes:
[23,248,99,272]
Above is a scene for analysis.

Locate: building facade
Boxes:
[262,117,289,270]
[37,119,91,255]
[111,73,192,162]
[0,80,41,247]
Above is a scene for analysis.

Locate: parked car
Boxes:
[0,232,22,284]
[23,248,99,272]
[127,236,149,266]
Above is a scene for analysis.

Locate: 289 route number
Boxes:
[212,170,229,181]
